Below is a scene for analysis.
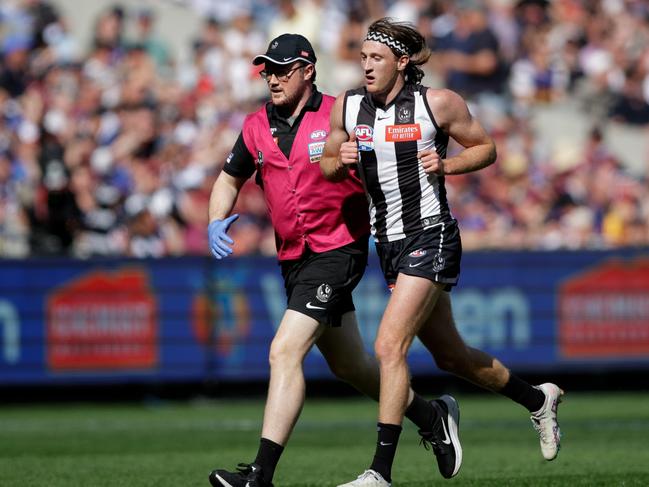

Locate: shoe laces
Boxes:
[418,421,449,455]
[357,470,383,482]
[235,463,259,476]
[419,400,452,454]
[531,405,560,444]
[530,416,547,443]
[233,463,270,487]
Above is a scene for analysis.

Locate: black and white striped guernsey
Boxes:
[344,83,450,242]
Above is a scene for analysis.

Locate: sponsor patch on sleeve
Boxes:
[385,123,422,142]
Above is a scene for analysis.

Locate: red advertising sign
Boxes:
[46,269,157,371]
[558,258,649,358]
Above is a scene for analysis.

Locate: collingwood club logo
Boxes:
[316,283,332,303]
[398,106,411,122]
[432,253,445,272]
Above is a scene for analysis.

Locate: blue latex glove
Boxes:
[208,214,239,259]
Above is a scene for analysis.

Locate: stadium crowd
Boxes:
[0,0,648,258]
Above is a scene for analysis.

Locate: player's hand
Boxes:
[339,130,359,165]
[207,214,239,259]
[418,149,444,175]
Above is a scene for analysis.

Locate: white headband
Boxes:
[365,31,411,56]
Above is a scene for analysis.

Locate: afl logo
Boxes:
[409,249,427,258]
[310,129,327,140]
[355,125,373,141]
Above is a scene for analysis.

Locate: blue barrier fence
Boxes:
[1,250,648,386]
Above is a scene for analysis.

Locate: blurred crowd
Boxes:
[0,0,648,258]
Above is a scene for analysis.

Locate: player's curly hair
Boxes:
[366,17,431,84]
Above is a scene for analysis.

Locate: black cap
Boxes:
[252,33,316,66]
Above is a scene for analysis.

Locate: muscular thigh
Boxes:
[272,309,324,359]
[378,273,445,345]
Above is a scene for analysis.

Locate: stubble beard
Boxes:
[272,84,304,114]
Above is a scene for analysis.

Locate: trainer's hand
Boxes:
[418,149,444,175]
[208,214,239,259]
[339,130,359,165]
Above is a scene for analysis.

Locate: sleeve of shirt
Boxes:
[222,132,256,179]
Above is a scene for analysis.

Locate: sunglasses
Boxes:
[260,64,305,82]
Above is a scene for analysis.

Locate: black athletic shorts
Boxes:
[280,235,369,327]
[375,217,462,291]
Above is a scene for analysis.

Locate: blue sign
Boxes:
[1,249,648,386]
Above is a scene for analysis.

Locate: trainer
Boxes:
[206,33,372,487]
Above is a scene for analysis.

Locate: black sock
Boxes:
[254,438,284,483]
[369,423,402,483]
[404,393,438,431]
[500,374,545,412]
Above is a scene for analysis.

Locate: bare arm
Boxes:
[208,171,247,222]
[320,93,357,181]
[421,88,496,175]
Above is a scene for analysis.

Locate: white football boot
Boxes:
[336,469,391,487]
[531,383,564,460]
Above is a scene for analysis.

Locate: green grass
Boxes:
[1,392,649,486]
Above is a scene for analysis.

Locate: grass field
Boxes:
[1,392,648,486]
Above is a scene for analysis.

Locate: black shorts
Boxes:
[376,218,462,290]
[280,236,369,327]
